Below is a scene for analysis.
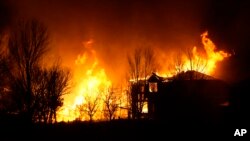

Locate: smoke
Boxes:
[0,0,13,32]
[0,0,13,54]
[5,0,250,82]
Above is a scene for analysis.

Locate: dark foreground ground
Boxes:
[0,117,249,141]
[1,78,249,140]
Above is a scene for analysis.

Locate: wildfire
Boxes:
[57,31,230,122]
[57,40,112,121]
[183,31,230,75]
[160,31,231,77]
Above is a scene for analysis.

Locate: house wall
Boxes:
[155,80,230,125]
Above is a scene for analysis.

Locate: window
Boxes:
[149,82,158,92]
[138,93,144,100]
[142,102,148,113]
[141,86,144,93]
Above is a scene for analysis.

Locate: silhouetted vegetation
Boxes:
[0,52,10,114]
[32,62,70,124]
[103,86,120,121]
[77,92,100,122]
[0,19,70,124]
[127,47,157,119]
[7,19,50,124]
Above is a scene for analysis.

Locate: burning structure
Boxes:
[128,31,231,123]
[55,31,231,122]
[129,71,230,124]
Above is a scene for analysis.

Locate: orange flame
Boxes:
[57,40,111,121]
[57,40,128,122]
[184,31,230,75]
[58,31,230,122]
[160,31,231,77]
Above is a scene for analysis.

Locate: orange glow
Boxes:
[57,40,127,122]
[57,31,230,122]
[160,31,231,76]
[184,31,230,75]
[142,102,148,113]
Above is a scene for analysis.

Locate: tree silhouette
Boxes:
[103,86,120,121]
[46,62,70,123]
[0,51,10,114]
[174,51,184,74]
[184,48,207,80]
[31,67,50,123]
[78,93,100,122]
[7,19,70,124]
[7,19,49,123]
[171,48,207,80]
[32,62,70,123]
[127,47,157,119]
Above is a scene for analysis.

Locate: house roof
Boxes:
[148,70,216,83]
[148,73,166,82]
[172,70,215,80]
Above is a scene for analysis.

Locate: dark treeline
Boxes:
[0,19,70,124]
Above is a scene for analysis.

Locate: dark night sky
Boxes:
[1,0,250,83]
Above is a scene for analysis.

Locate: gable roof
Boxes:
[148,73,166,82]
[170,70,215,80]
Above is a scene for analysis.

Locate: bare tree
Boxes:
[124,80,133,119]
[127,48,143,83]
[185,47,207,80]
[103,86,120,121]
[127,46,156,119]
[7,19,49,123]
[46,62,70,123]
[0,33,13,113]
[0,52,10,113]
[78,93,100,122]
[32,61,70,124]
[0,55,7,82]
[32,68,49,123]
[187,48,194,72]
[127,49,142,119]
[174,51,184,74]
[143,47,157,80]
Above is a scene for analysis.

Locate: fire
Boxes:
[57,31,230,122]
[182,31,230,75]
[160,31,231,76]
[57,40,112,121]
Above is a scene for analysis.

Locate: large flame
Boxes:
[159,31,231,77]
[58,40,129,122]
[183,31,230,75]
[58,31,230,122]
[57,40,112,121]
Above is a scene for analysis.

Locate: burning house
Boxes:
[130,71,230,124]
